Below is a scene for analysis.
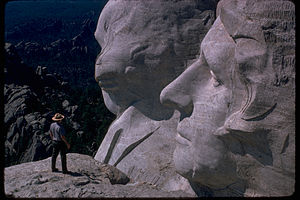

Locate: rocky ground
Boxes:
[4,153,194,198]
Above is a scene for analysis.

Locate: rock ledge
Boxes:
[5,153,194,198]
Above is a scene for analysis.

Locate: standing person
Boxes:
[49,113,71,174]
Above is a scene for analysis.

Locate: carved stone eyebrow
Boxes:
[231,34,259,43]
[130,44,150,59]
[104,21,109,32]
[242,103,277,121]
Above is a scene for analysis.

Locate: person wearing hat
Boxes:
[49,113,71,174]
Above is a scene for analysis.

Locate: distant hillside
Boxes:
[4,0,115,167]
[5,0,107,43]
[5,0,108,87]
[4,42,115,167]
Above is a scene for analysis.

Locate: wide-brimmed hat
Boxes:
[52,113,65,121]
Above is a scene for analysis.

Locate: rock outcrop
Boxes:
[4,43,63,166]
[4,43,95,167]
[4,153,194,198]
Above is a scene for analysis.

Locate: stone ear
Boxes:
[233,40,277,127]
[215,82,277,136]
[214,54,277,136]
[215,1,277,134]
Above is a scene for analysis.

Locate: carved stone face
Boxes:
[161,0,295,195]
[94,0,215,119]
[161,16,239,189]
[94,1,177,117]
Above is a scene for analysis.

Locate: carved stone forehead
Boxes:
[99,0,216,37]
[217,0,295,41]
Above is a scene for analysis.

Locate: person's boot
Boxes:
[61,153,69,174]
[51,157,58,172]
[62,170,70,174]
[52,168,59,172]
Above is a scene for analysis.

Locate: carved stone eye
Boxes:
[130,44,149,65]
[104,21,108,32]
[130,44,149,59]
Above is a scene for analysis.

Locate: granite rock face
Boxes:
[4,153,194,198]
[94,0,217,195]
[4,43,84,167]
[94,0,295,197]
[4,43,60,166]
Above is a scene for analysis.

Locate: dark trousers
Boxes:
[51,140,67,172]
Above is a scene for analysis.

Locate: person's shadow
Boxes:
[54,170,83,177]
[64,171,83,177]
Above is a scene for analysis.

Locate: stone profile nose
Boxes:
[94,47,126,79]
[160,69,194,119]
[94,54,125,91]
[160,58,209,118]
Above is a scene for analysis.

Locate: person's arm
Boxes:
[49,131,53,140]
[61,135,71,150]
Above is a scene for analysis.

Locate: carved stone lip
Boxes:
[175,133,191,146]
[175,122,192,146]
[96,73,119,91]
[99,82,118,91]
[98,78,118,91]
[176,121,192,143]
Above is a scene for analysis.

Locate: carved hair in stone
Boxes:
[160,0,295,196]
